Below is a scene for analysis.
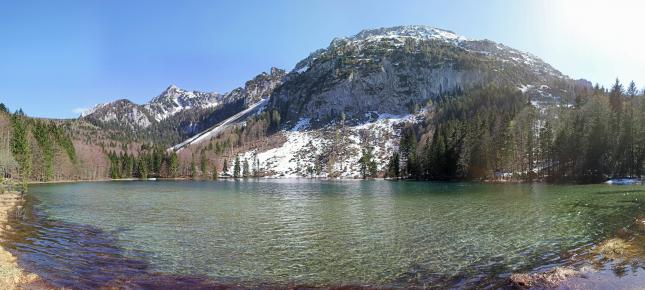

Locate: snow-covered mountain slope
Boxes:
[239,113,421,178]
[145,85,221,122]
[171,98,269,152]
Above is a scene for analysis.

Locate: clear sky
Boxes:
[1,0,643,118]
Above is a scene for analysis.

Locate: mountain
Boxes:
[83,99,153,129]
[269,25,581,128]
[145,85,222,122]
[171,25,592,178]
[9,25,638,184]
[81,68,286,144]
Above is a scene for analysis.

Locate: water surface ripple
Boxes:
[5,180,645,288]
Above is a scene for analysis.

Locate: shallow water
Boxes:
[6,180,645,288]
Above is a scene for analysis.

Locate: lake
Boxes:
[6,180,645,288]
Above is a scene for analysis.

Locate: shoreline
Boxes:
[0,192,50,289]
[25,176,645,186]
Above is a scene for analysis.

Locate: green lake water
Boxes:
[11,180,645,288]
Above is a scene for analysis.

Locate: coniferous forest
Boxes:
[389,80,645,183]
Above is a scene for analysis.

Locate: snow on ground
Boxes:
[171,98,268,152]
[238,113,421,178]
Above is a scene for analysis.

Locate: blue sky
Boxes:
[1,0,643,118]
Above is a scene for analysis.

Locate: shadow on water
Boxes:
[2,196,232,289]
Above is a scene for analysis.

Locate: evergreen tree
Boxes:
[139,157,149,179]
[222,159,229,176]
[190,156,197,179]
[32,120,54,181]
[233,156,241,178]
[200,152,208,176]
[10,113,31,191]
[243,158,250,178]
[610,78,624,112]
[387,152,400,179]
[627,81,638,97]
[358,147,377,179]
[169,152,179,178]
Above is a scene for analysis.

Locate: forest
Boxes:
[388,80,645,183]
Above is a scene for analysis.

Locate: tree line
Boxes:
[386,81,645,183]
[2,107,77,190]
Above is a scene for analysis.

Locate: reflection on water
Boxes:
[4,180,645,288]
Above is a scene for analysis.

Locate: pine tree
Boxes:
[358,147,377,179]
[222,159,229,176]
[233,156,241,178]
[626,81,638,97]
[610,78,624,112]
[387,152,400,179]
[190,157,197,179]
[10,113,31,191]
[242,158,250,178]
[200,152,208,176]
[139,157,149,179]
[169,152,179,178]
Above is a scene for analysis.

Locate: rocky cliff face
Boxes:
[221,67,286,105]
[83,99,153,129]
[268,25,574,128]
[145,85,222,122]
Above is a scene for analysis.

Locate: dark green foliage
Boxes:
[242,158,250,178]
[358,147,377,179]
[386,152,400,179]
[233,156,241,178]
[190,155,197,179]
[169,152,179,178]
[10,113,31,190]
[222,159,229,175]
[107,144,174,180]
[200,152,208,176]
[31,120,54,181]
[398,82,645,183]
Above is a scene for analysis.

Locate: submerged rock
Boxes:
[592,238,637,261]
[509,267,579,288]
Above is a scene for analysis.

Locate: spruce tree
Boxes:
[627,81,638,97]
[169,152,179,178]
[222,159,229,176]
[190,157,197,179]
[243,158,250,178]
[200,152,208,176]
[233,156,241,178]
[10,113,31,191]
[610,78,624,112]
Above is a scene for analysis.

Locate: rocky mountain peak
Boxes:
[344,25,467,43]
